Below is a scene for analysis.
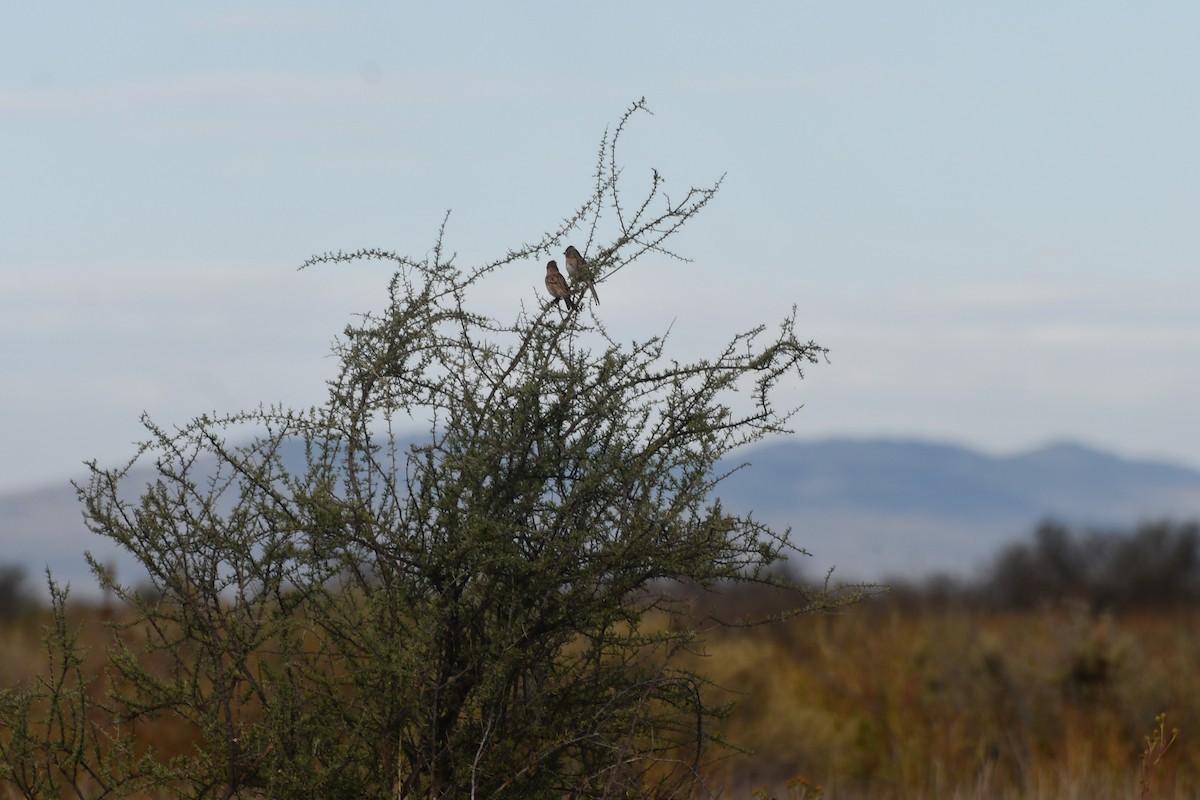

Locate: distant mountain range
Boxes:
[3,438,1199,598]
[716,438,1200,581]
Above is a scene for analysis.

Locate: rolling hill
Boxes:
[716,438,1200,580]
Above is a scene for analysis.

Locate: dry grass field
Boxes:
[2,594,1196,799]
[689,598,1198,799]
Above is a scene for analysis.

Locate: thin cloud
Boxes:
[1024,322,1200,349]
[0,73,374,116]
[0,70,597,118]
[673,67,908,97]
[188,9,339,33]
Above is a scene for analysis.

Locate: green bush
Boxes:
[0,101,856,800]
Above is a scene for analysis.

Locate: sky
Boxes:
[3,3,1199,494]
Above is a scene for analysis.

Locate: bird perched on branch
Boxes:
[564,245,600,304]
[544,260,577,311]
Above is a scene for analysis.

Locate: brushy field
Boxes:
[2,597,1196,799]
[689,595,1198,799]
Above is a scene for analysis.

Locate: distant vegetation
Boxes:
[0,564,34,621]
[5,518,1196,619]
[884,519,1200,612]
[986,519,1200,611]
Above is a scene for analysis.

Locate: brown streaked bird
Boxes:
[544,260,577,311]
[564,245,600,304]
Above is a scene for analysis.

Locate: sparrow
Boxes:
[564,245,600,304]
[544,260,577,311]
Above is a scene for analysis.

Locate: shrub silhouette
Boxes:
[0,563,32,621]
[985,519,1200,611]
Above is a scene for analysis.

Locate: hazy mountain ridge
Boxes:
[4,438,1200,595]
[724,438,1200,517]
[717,438,1200,579]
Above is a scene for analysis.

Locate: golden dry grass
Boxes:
[2,599,1197,799]
[690,599,1199,799]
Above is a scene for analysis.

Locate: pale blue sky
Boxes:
[3,3,1199,492]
